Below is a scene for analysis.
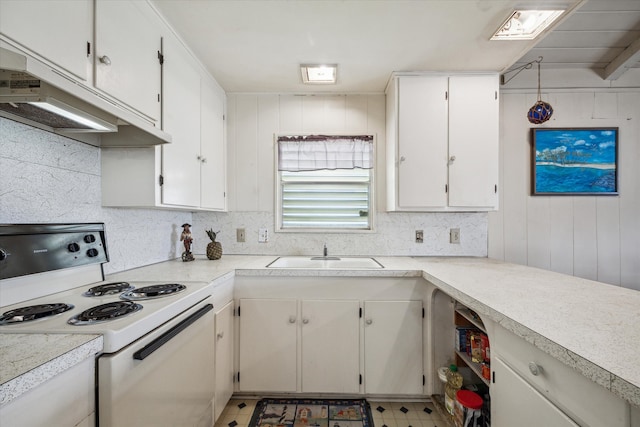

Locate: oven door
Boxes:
[97,296,215,427]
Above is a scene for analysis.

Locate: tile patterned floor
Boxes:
[214,399,447,427]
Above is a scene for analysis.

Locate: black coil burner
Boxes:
[120,283,186,301]
[0,303,75,325]
[68,301,143,325]
[83,281,134,297]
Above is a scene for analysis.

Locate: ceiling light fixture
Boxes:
[300,64,337,84]
[491,10,564,40]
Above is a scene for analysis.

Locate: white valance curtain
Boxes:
[277,135,374,172]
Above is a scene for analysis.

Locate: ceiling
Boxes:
[150,0,640,93]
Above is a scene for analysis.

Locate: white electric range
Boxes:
[0,223,216,426]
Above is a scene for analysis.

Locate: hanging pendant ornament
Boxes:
[528,60,553,124]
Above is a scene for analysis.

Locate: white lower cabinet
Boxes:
[492,357,579,427]
[238,298,297,392]
[237,294,425,396]
[301,300,360,393]
[214,301,235,422]
[0,356,95,427]
[491,323,631,427]
[238,298,360,394]
[363,300,423,395]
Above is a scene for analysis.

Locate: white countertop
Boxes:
[2,254,638,409]
[0,334,102,406]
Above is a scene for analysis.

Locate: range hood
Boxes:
[0,70,119,132]
[0,46,171,147]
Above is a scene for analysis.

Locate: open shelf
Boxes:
[455,350,490,387]
[454,305,486,332]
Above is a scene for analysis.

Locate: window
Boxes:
[276,135,374,232]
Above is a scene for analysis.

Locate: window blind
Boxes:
[280,169,371,229]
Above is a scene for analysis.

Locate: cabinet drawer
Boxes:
[493,326,628,427]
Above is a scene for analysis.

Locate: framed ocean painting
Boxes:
[531,127,619,195]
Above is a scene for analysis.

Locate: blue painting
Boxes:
[531,128,618,195]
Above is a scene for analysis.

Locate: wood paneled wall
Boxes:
[226,94,386,212]
[489,91,640,290]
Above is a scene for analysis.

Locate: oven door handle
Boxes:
[133,303,213,361]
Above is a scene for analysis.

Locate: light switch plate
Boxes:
[450,228,460,244]
[258,228,268,243]
[236,228,246,243]
[415,230,424,243]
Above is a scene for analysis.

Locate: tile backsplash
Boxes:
[1,117,488,275]
[192,210,487,257]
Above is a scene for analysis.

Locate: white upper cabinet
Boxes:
[448,75,499,207]
[200,76,227,211]
[160,32,201,208]
[94,0,162,123]
[101,9,227,212]
[0,0,93,82]
[160,30,227,210]
[386,73,499,211]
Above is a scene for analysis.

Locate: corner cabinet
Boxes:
[386,73,499,211]
[101,30,226,211]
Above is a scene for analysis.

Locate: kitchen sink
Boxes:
[266,256,384,269]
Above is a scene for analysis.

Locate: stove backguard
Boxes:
[0,223,109,280]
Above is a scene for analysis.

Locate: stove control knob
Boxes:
[68,242,80,253]
[0,248,7,261]
[84,234,96,243]
[86,248,99,257]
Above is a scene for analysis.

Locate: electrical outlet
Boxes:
[236,228,246,243]
[415,230,424,243]
[450,228,460,244]
[258,228,268,243]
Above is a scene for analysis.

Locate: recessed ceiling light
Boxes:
[300,64,337,84]
[491,10,565,40]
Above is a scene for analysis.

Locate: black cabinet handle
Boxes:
[133,303,213,361]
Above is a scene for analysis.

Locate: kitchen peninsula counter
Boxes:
[2,255,638,411]
[110,254,640,407]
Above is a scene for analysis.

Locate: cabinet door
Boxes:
[94,0,161,122]
[238,299,297,392]
[161,33,201,207]
[0,0,92,82]
[448,74,499,207]
[364,300,423,394]
[214,301,234,422]
[492,358,579,427]
[200,77,226,210]
[397,76,449,208]
[301,300,360,393]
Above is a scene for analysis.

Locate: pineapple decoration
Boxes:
[205,229,223,260]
